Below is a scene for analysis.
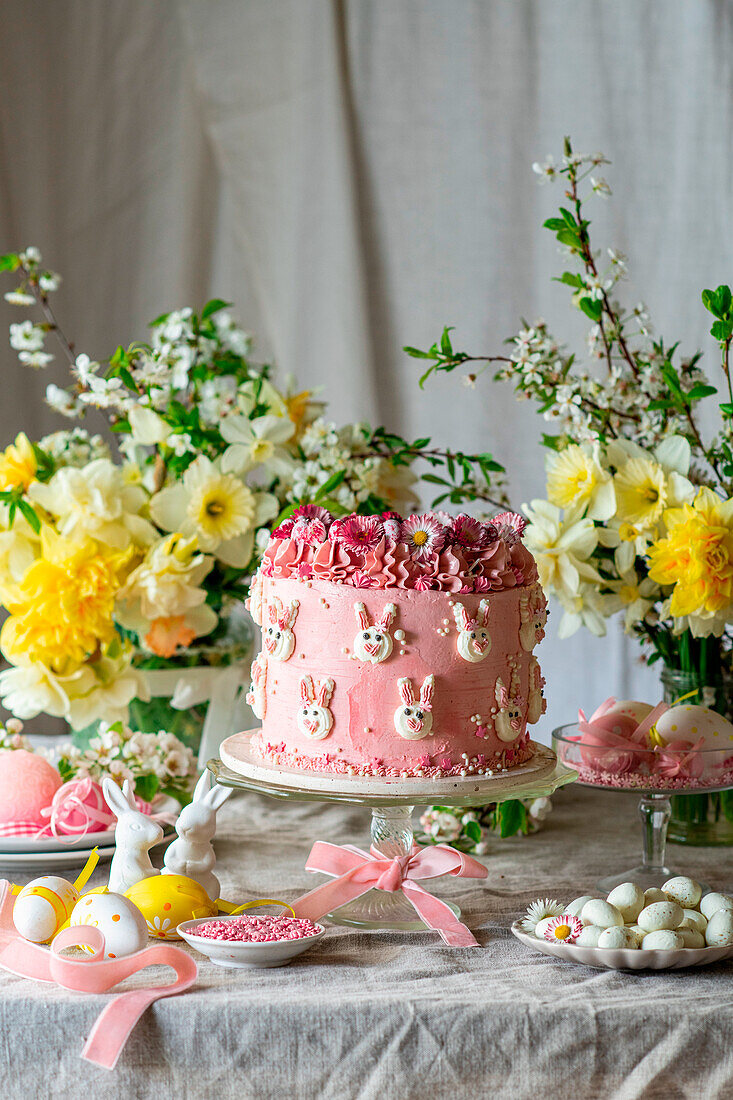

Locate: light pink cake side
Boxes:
[246,573,547,779]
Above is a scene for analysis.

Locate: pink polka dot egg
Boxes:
[654,704,733,751]
[0,750,61,826]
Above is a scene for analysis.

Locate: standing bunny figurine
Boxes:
[163,771,233,899]
[103,777,164,894]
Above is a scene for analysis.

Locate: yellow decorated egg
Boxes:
[653,704,733,750]
[13,875,79,943]
[125,874,217,939]
[69,891,148,958]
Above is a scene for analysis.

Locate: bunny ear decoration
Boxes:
[300,675,314,704]
[452,602,471,631]
[204,783,233,811]
[495,678,509,706]
[477,599,490,627]
[279,599,300,629]
[398,677,415,706]
[377,603,397,630]
[268,597,282,626]
[419,674,435,709]
[316,678,334,707]
[102,777,129,817]
[193,770,213,803]
[354,602,370,631]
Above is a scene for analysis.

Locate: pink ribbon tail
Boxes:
[291,840,486,947]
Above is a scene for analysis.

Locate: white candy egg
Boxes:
[575,925,603,947]
[606,882,645,922]
[597,926,638,949]
[643,888,667,905]
[565,895,596,918]
[580,899,624,928]
[661,876,702,909]
[642,930,684,950]
[705,908,733,947]
[681,909,708,935]
[678,927,705,949]
[534,916,556,939]
[637,901,684,932]
[626,925,645,948]
[13,876,79,943]
[654,703,733,750]
[700,892,733,920]
[70,892,148,959]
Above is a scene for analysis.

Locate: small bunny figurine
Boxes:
[103,777,164,894]
[163,772,233,899]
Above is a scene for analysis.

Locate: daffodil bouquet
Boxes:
[0,247,506,735]
[408,138,733,700]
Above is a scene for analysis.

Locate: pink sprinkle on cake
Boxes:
[193,915,321,943]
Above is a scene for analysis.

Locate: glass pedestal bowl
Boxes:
[553,723,733,892]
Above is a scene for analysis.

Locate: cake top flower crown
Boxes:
[262,507,538,593]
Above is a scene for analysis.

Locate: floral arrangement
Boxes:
[0,717,196,806]
[406,138,733,694]
[420,796,552,854]
[0,247,505,732]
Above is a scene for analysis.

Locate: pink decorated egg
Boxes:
[0,750,62,826]
[654,704,733,751]
[589,699,653,741]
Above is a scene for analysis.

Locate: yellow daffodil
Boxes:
[522,499,603,606]
[609,435,694,533]
[545,443,615,520]
[648,487,733,635]
[597,519,651,575]
[603,568,659,632]
[0,433,37,491]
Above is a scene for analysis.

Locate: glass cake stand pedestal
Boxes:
[209,731,575,931]
[554,724,733,893]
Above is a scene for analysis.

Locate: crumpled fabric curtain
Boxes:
[2,0,732,735]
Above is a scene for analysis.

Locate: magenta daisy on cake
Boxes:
[331,514,384,552]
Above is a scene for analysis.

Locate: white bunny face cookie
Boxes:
[297,675,335,740]
[246,653,268,720]
[263,596,299,661]
[353,601,396,664]
[451,599,491,663]
[493,675,524,742]
[393,675,435,740]
[519,585,548,652]
[527,656,546,724]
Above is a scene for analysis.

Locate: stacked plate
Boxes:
[0,830,120,874]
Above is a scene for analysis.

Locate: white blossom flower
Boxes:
[532,155,558,182]
[590,176,611,198]
[9,320,44,352]
[19,247,41,265]
[18,350,54,368]
[38,272,61,292]
[4,290,35,306]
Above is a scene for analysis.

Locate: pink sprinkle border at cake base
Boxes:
[571,765,733,791]
[250,734,535,779]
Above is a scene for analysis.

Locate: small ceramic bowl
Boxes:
[177,916,326,968]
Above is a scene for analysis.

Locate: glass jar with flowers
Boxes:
[408,137,733,844]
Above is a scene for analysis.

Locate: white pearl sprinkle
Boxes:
[399,649,406,655]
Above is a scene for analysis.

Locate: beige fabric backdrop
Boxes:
[2,0,732,735]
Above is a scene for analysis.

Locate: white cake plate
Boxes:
[210,732,575,932]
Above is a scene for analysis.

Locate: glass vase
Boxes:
[662,666,733,847]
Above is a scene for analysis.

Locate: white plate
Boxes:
[178,916,326,968]
[0,829,116,854]
[511,921,733,971]
[0,834,172,875]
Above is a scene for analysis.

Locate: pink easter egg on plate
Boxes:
[0,750,62,827]
[588,699,654,742]
[577,727,640,775]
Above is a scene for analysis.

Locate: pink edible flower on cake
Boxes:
[272,519,295,539]
[440,756,452,771]
[492,511,527,545]
[292,504,333,526]
[291,516,328,546]
[296,562,313,579]
[543,914,583,943]
[449,513,492,552]
[418,754,431,768]
[401,513,447,560]
[333,513,384,552]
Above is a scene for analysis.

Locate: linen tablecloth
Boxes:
[1,785,732,1099]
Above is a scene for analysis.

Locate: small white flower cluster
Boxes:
[6,247,61,368]
[420,798,551,853]
[0,718,32,754]
[38,428,110,468]
[58,720,196,798]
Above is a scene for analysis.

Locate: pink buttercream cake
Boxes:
[245,508,548,779]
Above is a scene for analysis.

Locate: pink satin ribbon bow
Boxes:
[0,879,197,1069]
[291,841,487,947]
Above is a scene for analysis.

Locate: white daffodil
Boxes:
[150,455,277,568]
[128,405,170,446]
[556,583,607,639]
[221,413,295,477]
[522,499,603,606]
[545,443,615,521]
[597,519,651,575]
[603,568,659,633]
[609,435,694,534]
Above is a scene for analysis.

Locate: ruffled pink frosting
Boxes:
[262,538,315,579]
[311,539,360,582]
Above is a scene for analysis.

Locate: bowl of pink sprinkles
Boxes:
[177,912,326,969]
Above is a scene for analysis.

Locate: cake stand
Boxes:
[554,723,733,892]
[209,730,575,932]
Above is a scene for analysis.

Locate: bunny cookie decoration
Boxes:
[263,595,299,661]
[297,675,335,739]
[353,601,397,664]
[493,671,524,743]
[246,652,268,719]
[163,771,233,899]
[519,585,548,652]
[527,657,547,724]
[103,778,164,894]
[393,675,435,740]
[451,599,491,663]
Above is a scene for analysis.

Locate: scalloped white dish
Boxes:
[178,916,326,968]
[511,921,733,970]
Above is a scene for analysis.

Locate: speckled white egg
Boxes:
[534,916,556,939]
[13,876,79,943]
[626,925,645,948]
[597,926,638,949]
[678,927,705,949]
[654,704,733,750]
[662,876,702,909]
[705,908,733,946]
[700,892,733,920]
[637,901,684,932]
[575,925,603,947]
[681,909,708,935]
[642,929,684,950]
[565,895,597,918]
[70,891,148,959]
[643,888,667,905]
[580,899,624,928]
[606,882,645,922]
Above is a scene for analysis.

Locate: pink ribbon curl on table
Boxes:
[0,878,197,1070]
[291,841,487,947]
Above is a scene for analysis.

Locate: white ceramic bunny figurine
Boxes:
[163,771,233,899]
[103,777,164,894]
